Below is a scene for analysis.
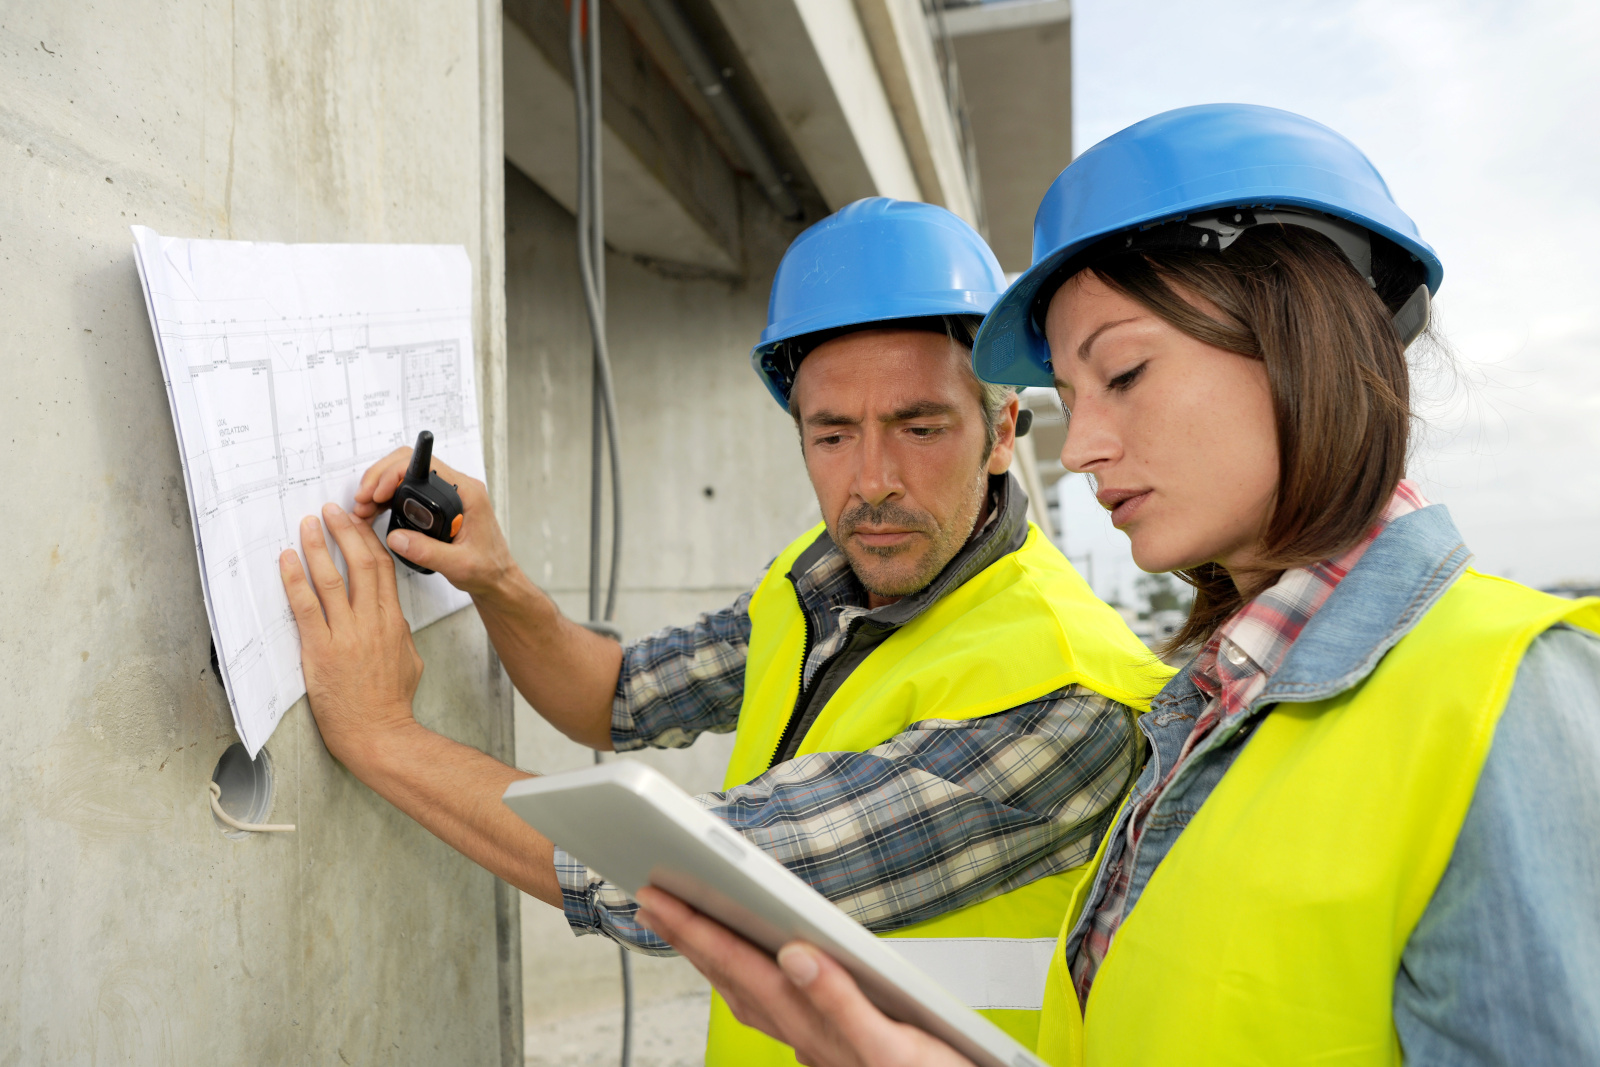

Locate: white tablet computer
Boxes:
[502,761,1050,1067]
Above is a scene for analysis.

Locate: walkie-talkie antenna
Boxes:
[406,431,434,484]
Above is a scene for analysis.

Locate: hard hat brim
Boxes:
[753,289,1001,407]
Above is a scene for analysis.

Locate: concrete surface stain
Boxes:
[26,657,181,838]
[92,965,176,1064]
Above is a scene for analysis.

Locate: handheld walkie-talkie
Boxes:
[386,430,464,575]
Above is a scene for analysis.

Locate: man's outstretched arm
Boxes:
[278,501,561,907]
[353,445,620,751]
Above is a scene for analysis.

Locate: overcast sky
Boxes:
[1050,0,1600,606]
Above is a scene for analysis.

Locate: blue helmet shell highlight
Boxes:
[752,197,1007,407]
[972,103,1444,388]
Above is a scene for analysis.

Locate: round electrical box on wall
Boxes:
[210,743,276,840]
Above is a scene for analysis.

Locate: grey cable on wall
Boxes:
[572,0,624,633]
[570,2,633,1065]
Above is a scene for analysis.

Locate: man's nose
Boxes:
[853,426,901,506]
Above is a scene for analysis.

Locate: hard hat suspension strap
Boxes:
[1028,208,1431,348]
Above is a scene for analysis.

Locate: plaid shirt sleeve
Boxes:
[608,580,761,752]
[556,684,1141,954]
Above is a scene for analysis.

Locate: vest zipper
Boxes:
[767,597,813,771]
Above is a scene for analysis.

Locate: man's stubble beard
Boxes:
[833,464,990,601]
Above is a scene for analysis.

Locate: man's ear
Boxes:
[987,393,1020,474]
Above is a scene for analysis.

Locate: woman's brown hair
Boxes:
[1081,225,1413,653]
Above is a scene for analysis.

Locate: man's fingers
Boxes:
[354,447,412,512]
[351,475,396,520]
[279,549,330,643]
[637,887,779,997]
[299,515,355,627]
[633,885,682,921]
[354,445,480,519]
[322,503,379,609]
[384,525,471,576]
[351,512,402,605]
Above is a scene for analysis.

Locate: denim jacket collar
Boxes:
[1149,504,1473,725]
[1255,503,1473,709]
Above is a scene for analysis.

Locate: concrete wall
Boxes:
[503,163,816,1049]
[3,4,518,1063]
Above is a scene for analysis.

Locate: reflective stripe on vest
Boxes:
[886,938,1058,1011]
[706,522,1171,1067]
[1032,571,1600,1067]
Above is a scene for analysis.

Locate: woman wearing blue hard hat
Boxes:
[636,103,1600,1066]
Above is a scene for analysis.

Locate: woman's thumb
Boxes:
[781,944,866,1019]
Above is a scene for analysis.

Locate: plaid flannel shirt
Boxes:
[1071,480,1430,998]
[556,475,1142,954]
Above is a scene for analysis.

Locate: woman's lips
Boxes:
[1097,489,1153,528]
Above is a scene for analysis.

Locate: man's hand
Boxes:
[354,445,623,751]
[279,503,424,766]
[278,501,565,907]
[353,446,516,600]
[635,887,976,1067]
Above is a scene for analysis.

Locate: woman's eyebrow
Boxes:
[1077,316,1141,362]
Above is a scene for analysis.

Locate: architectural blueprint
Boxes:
[133,227,483,756]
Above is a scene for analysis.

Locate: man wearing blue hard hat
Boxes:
[279,196,1168,1065]
[635,104,1600,1067]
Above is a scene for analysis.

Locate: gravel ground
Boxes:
[525,990,711,1067]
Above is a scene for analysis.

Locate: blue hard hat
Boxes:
[972,104,1444,387]
[752,197,1007,407]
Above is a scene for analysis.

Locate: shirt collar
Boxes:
[1195,480,1432,707]
[1260,501,1471,705]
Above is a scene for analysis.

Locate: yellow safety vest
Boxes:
[706,522,1171,1067]
[1034,571,1600,1066]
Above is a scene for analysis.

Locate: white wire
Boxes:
[207,780,296,833]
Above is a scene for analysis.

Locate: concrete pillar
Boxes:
[3,3,516,1061]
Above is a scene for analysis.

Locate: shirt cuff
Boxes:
[609,668,637,752]
[552,846,679,956]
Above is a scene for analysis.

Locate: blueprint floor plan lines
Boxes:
[133,227,485,756]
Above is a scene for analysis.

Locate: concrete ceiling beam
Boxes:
[939,0,1071,38]
[503,2,741,273]
[706,0,921,210]
[855,0,980,226]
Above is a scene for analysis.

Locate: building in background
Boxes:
[2,1,1074,1062]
